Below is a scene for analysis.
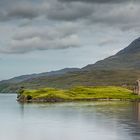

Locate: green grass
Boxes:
[18,86,140,102]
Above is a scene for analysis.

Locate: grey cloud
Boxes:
[0,25,80,54]
[0,0,140,54]
[47,0,140,31]
[47,2,93,21]
[59,0,139,4]
[7,4,39,19]
[0,0,46,21]
[3,35,80,54]
[88,4,140,30]
[0,0,139,30]
[14,24,81,40]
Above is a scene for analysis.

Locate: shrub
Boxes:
[26,95,32,100]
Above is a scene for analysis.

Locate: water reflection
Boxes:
[134,102,140,122]
[1,95,140,140]
[18,102,25,118]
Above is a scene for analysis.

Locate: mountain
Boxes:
[83,37,140,70]
[1,68,80,84]
[1,37,140,93]
[0,68,80,92]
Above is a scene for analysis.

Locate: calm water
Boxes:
[1,94,140,140]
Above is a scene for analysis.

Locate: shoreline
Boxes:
[17,96,140,103]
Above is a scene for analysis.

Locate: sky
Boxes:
[0,0,140,80]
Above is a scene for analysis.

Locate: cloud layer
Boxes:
[0,24,81,54]
[0,0,140,54]
[59,0,136,3]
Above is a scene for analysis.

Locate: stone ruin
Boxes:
[134,80,140,95]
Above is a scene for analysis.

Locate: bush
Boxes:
[26,95,32,100]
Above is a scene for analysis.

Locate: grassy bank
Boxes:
[17,86,140,102]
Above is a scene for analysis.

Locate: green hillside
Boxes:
[1,70,140,93]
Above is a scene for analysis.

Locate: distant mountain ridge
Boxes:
[1,37,140,93]
[1,68,80,84]
[83,37,140,70]
[117,37,140,55]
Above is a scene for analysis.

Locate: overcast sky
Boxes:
[0,0,140,80]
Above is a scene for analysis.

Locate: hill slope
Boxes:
[1,68,80,84]
[1,37,140,93]
[83,37,140,70]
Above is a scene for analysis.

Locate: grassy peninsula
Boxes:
[17,86,140,102]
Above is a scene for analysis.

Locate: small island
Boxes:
[17,86,140,103]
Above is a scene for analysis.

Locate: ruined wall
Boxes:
[134,80,140,95]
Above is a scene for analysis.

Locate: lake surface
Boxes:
[1,94,140,140]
